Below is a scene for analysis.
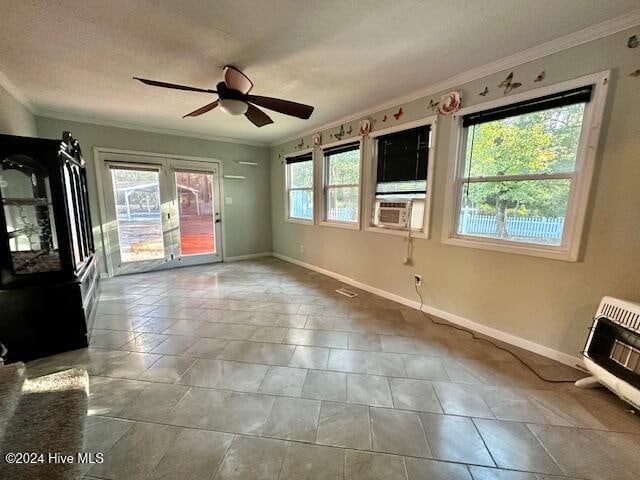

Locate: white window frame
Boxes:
[442,70,610,261]
[365,116,437,239]
[319,138,363,230]
[284,148,314,225]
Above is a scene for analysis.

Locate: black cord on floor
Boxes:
[414,284,578,384]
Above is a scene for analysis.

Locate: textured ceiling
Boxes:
[1,0,638,145]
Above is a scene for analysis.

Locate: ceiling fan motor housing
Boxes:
[216,82,246,101]
[216,82,249,115]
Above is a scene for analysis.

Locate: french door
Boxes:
[100,152,223,276]
[170,160,222,268]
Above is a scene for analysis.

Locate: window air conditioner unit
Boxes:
[378,200,412,228]
[576,296,640,410]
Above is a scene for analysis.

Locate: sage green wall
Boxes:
[270,27,640,358]
[0,84,36,136]
[35,117,272,273]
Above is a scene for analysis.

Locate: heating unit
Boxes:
[577,296,640,410]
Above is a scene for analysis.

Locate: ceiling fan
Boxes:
[133,66,314,127]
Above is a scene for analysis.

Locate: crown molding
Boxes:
[270,9,640,147]
[36,109,269,147]
[0,70,35,113]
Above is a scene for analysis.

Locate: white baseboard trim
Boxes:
[225,252,273,262]
[273,252,585,370]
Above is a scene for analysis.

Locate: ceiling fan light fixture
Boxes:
[219,98,248,116]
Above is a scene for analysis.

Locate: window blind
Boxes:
[106,162,161,172]
[376,126,430,190]
[285,152,312,164]
[323,142,360,157]
[462,85,593,127]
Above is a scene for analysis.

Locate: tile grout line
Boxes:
[94,342,501,389]
[94,315,560,374]
[89,413,575,478]
[276,440,292,480]
[87,369,640,437]
[469,416,499,470]
[416,410,434,459]
[525,422,570,478]
[208,432,236,480]
[98,306,452,339]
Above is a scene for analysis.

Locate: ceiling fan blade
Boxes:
[247,95,314,119]
[223,66,253,94]
[133,77,216,94]
[183,100,219,118]
[245,104,274,127]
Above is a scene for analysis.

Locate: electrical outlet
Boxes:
[300,244,304,253]
[414,274,422,287]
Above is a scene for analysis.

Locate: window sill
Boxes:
[285,217,314,226]
[319,220,360,230]
[365,225,428,239]
[442,234,577,261]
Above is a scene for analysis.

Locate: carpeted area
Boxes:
[0,364,88,480]
[0,362,25,444]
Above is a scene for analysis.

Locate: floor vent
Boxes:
[335,288,358,298]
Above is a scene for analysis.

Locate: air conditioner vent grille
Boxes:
[379,209,401,224]
[377,199,411,228]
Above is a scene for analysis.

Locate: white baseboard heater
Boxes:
[576,296,640,410]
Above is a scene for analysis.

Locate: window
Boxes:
[285,152,313,222]
[372,125,431,231]
[445,72,609,260]
[322,142,361,225]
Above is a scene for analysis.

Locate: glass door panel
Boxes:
[110,167,165,262]
[1,155,61,274]
[176,171,216,255]
[63,162,84,268]
[101,154,172,276]
[169,160,222,267]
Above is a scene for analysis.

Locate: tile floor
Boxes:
[26,258,640,480]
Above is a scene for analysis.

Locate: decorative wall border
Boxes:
[272,10,640,147]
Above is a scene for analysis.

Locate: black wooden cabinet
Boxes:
[0,132,99,362]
